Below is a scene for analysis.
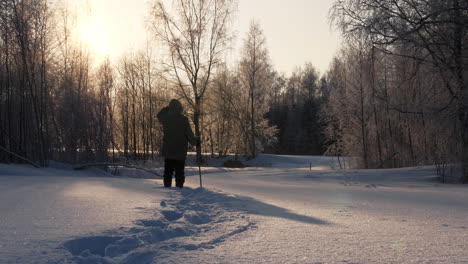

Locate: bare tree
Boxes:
[322,40,373,168]
[204,66,238,157]
[114,50,166,162]
[150,0,237,162]
[94,58,114,162]
[0,0,53,165]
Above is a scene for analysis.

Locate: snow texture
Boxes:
[1,154,467,263]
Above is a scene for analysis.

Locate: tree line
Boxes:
[0,0,325,166]
[2,0,465,183]
[325,0,467,182]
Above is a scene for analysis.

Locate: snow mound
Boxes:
[183,153,339,169]
[60,188,255,264]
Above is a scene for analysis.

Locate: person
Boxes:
[157,99,198,188]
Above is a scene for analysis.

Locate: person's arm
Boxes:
[157,107,169,123]
[184,117,197,146]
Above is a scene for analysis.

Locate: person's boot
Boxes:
[163,177,172,188]
[175,178,184,188]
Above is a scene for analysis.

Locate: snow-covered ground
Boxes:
[0,155,467,263]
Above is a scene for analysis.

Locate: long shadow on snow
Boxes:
[179,187,330,225]
[60,186,329,263]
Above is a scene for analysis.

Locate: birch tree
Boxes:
[150,0,236,162]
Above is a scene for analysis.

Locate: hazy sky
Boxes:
[234,0,341,74]
[74,0,341,75]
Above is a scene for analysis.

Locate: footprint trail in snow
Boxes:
[60,188,255,264]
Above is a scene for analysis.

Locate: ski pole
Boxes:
[198,158,203,188]
[197,140,203,188]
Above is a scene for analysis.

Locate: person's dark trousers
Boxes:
[163,159,185,188]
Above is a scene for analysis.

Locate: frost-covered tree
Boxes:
[149,0,237,162]
[331,0,468,181]
[239,21,277,158]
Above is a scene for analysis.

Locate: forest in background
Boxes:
[0,0,466,183]
[0,0,325,164]
[325,0,468,183]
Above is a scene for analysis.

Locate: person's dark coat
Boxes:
[157,99,196,161]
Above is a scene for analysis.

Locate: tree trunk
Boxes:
[371,47,383,167]
[458,41,467,182]
[194,97,202,163]
[358,53,368,169]
[250,85,256,158]
[132,94,137,160]
[408,125,416,166]
[123,89,129,159]
[453,0,467,183]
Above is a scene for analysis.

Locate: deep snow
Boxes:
[0,155,467,263]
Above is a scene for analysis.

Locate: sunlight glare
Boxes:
[77,14,111,57]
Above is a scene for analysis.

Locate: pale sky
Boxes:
[73,0,341,75]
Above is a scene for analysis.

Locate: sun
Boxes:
[76,14,111,57]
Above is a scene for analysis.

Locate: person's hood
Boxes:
[168,99,183,114]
